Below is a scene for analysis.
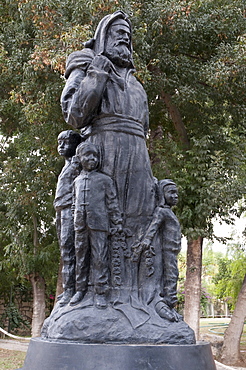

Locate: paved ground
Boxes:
[0,339,29,352]
[215,361,246,370]
[0,338,245,370]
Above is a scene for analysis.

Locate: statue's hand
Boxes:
[141,239,151,250]
[91,55,112,73]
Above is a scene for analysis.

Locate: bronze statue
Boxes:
[20,11,219,370]
[134,179,183,322]
[70,142,122,308]
[54,130,81,306]
[41,11,195,347]
[60,14,156,298]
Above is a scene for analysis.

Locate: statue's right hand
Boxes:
[91,55,112,73]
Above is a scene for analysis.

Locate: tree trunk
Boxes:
[29,273,46,337]
[220,274,246,365]
[55,257,63,302]
[161,92,190,149]
[29,214,46,336]
[184,237,203,340]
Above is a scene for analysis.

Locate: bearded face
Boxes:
[104,22,132,68]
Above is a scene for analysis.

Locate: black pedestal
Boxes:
[18,337,216,370]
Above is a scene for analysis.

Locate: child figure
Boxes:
[138,179,183,322]
[54,130,81,306]
[70,142,122,309]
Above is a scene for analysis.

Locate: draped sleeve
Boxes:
[61,48,111,129]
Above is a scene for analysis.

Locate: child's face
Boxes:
[164,185,178,207]
[79,149,99,171]
[57,134,75,158]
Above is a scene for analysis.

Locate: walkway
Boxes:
[0,338,29,352]
[215,361,246,370]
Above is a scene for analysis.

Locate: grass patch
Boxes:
[200,317,230,336]
[200,318,246,349]
[0,349,25,370]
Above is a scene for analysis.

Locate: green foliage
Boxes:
[213,241,246,308]
[0,0,68,296]
[0,302,31,333]
[138,0,246,239]
[200,286,212,317]
[178,243,246,315]
[0,283,32,333]
[0,131,61,279]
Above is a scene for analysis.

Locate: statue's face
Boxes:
[57,134,76,158]
[79,149,99,171]
[104,19,132,67]
[164,185,178,207]
[107,22,131,49]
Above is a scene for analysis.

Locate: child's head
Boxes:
[57,130,81,158]
[159,179,178,207]
[76,142,99,171]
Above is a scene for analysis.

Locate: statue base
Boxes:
[18,337,216,370]
[40,300,196,344]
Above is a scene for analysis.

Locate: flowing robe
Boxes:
[61,49,158,299]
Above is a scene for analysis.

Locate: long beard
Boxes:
[105,43,132,68]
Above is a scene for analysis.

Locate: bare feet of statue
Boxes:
[95,293,107,309]
[69,291,84,306]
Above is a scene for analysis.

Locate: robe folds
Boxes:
[61,48,156,232]
[61,48,159,301]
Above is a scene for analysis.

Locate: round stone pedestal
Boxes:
[18,337,216,370]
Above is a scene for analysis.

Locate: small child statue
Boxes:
[54,130,82,306]
[134,179,183,322]
[70,142,123,309]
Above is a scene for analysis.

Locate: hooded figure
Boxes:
[61,11,156,301]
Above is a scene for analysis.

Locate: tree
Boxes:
[0,133,61,335]
[0,0,65,336]
[134,0,246,338]
[212,241,246,364]
[221,274,246,365]
[213,241,246,308]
